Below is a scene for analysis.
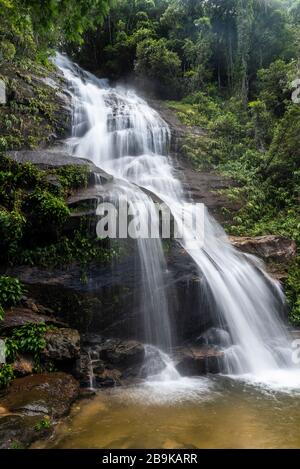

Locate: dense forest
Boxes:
[1,0,299,320]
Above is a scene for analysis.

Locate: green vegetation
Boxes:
[0,155,117,271]
[17,231,120,270]
[0,275,24,321]
[5,323,48,364]
[0,363,14,389]
[34,417,51,432]
[0,0,110,65]
[0,323,52,388]
[0,276,24,308]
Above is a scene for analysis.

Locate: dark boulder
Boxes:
[94,369,122,387]
[174,346,224,376]
[42,327,80,362]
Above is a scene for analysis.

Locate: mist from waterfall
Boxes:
[54,52,300,388]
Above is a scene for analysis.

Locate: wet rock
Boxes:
[6,149,112,179]
[98,339,145,375]
[196,327,231,348]
[229,235,297,263]
[0,372,79,418]
[94,369,122,387]
[4,263,139,338]
[42,327,80,361]
[174,346,224,375]
[12,354,34,377]
[0,414,50,449]
[75,352,93,387]
[77,337,147,386]
[78,388,96,399]
[5,244,215,343]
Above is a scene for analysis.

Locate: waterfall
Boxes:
[54,53,299,383]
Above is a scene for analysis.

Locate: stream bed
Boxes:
[35,376,300,449]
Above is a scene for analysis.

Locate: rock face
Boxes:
[0,60,71,150]
[6,238,215,344]
[229,235,297,263]
[0,372,79,448]
[42,328,80,362]
[0,306,64,333]
[150,100,241,225]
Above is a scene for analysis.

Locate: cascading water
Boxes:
[55,53,300,388]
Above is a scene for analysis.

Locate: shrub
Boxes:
[54,165,89,192]
[0,209,25,261]
[25,188,70,228]
[35,417,51,432]
[0,364,14,389]
[5,323,48,363]
[0,40,16,61]
[286,256,300,325]
[0,276,24,308]
[17,231,120,270]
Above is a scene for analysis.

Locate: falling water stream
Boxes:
[53,53,300,392]
[33,52,300,449]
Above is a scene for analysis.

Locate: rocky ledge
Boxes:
[0,372,79,449]
[229,235,297,280]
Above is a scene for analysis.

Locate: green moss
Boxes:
[0,60,69,151]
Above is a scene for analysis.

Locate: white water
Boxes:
[55,53,300,390]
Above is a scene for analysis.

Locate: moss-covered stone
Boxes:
[0,59,71,151]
